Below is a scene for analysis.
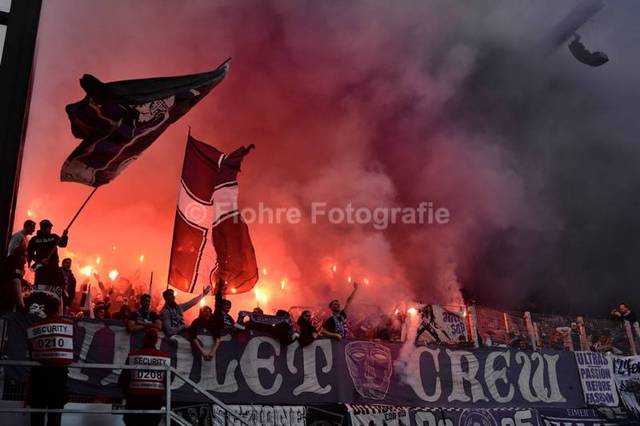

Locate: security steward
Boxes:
[26,296,73,426]
[118,329,171,426]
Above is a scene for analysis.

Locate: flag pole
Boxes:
[37,186,98,266]
[64,186,98,232]
[149,271,154,295]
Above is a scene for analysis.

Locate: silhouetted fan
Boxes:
[568,35,609,66]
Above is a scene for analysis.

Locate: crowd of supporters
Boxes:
[161,280,361,357]
[0,219,368,351]
[2,218,640,357]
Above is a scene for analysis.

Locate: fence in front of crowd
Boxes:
[0,302,638,421]
[0,359,250,426]
[3,301,638,362]
[0,307,639,424]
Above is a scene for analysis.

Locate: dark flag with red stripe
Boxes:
[168,134,258,294]
[61,60,230,187]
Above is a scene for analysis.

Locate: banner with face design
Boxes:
[4,313,585,408]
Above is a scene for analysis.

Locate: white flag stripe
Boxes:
[212,185,239,223]
[177,180,214,230]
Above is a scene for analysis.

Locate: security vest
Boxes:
[27,316,74,366]
[127,348,171,397]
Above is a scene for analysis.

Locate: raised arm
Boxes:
[182,285,211,312]
[182,285,210,312]
[215,281,224,311]
[181,293,202,313]
[343,281,359,313]
[93,273,108,299]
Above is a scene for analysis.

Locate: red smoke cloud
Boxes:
[15,1,527,314]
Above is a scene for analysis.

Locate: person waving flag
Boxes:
[61,60,230,187]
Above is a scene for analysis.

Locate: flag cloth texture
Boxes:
[61,60,230,186]
[168,134,257,294]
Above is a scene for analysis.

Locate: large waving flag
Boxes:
[168,134,258,294]
[61,60,230,187]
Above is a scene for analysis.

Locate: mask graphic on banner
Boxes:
[345,341,393,400]
[458,409,498,426]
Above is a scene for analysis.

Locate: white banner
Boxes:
[612,355,640,416]
[574,351,619,407]
[415,304,468,345]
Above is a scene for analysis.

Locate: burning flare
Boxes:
[80,265,94,277]
[108,269,119,281]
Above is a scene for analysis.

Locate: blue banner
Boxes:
[537,408,634,425]
[4,313,584,407]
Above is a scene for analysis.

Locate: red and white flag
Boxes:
[168,133,258,294]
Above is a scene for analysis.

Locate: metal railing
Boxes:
[0,359,250,426]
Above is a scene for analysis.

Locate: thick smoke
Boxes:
[14,0,640,315]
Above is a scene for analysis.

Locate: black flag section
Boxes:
[61,59,230,187]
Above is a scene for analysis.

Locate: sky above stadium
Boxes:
[14,0,640,314]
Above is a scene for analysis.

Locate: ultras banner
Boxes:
[574,351,619,407]
[4,313,584,407]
